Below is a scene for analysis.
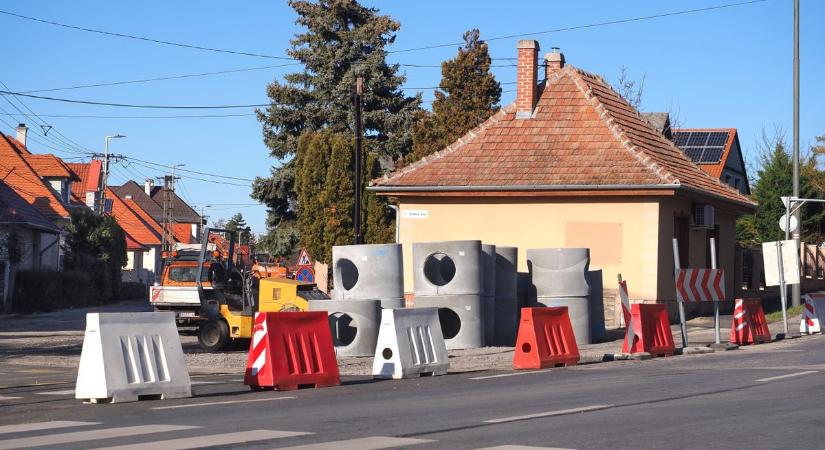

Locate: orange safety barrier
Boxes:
[730,298,771,345]
[621,304,675,357]
[513,307,580,369]
[244,311,340,391]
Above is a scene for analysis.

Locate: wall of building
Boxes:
[141,246,161,284]
[397,196,662,299]
[123,250,146,283]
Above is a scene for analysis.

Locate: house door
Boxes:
[674,216,690,269]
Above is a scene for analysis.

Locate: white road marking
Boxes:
[95,429,311,450]
[0,424,197,450]
[35,389,76,395]
[151,396,294,410]
[0,396,21,401]
[272,436,434,450]
[190,381,220,385]
[756,370,818,383]
[470,370,551,380]
[474,446,576,450]
[483,405,614,424]
[0,421,97,435]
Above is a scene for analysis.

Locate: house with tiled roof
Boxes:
[370,42,756,324]
[113,180,202,244]
[0,130,71,271]
[67,160,103,209]
[672,128,750,195]
[106,187,162,284]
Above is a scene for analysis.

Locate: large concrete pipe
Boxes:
[309,299,381,357]
[331,244,404,308]
[481,244,496,346]
[414,295,484,350]
[526,248,590,298]
[413,240,483,296]
[494,246,518,346]
[534,297,591,345]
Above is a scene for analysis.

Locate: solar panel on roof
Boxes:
[684,148,704,160]
[706,132,728,146]
[699,147,724,163]
[687,132,710,147]
[673,133,690,147]
[673,130,729,164]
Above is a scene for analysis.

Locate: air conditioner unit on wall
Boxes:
[692,204,715,229]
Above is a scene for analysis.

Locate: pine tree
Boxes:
[253,0,420,252]
[364,152,395,243]
[225,213,253,245]
[410,29,501,161]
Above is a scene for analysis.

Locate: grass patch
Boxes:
[765,305,804,322]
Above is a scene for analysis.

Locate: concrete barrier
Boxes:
[332,244,404,305]
[75,312,192,404]
[413,240,483,296]
[414,294,484,349]
[481,244,496,346]
[309,299,381,357]
[373,308,449,379]
[527,248,590,298]
[587,270,606,342]
[535,297,591,345]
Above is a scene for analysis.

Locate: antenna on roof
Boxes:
[39,125,52,136]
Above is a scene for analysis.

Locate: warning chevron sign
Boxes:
[675,268,725,303]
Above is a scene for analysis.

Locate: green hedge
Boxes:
[11,270,100,313]
[120,281,148,300]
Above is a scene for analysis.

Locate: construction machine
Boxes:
[151,227,329,351]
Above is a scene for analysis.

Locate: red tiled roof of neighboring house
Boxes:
[67,160,102,204]
[0,181,59,232]
[672,128,737,179]
[0,134,70,221]
[107,188,161,246]
[372,65,755,209]
[5,135,31,154]
[124,232,148,251]
[25,154,80,180]
[149,186,201,223]
[172,223,193,244]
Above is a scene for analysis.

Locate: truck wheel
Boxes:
[198,320,229,352]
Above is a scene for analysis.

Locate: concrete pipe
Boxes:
[494,295,519,346]
[587,270,606,343]
[495,246,518,299]
[331,244,404,303]
[527,248,590,298]
[413,294,484,350]
[413,240,483,296]
[309,299,382,357]
[481,244,496,346]
[534,296,592,345]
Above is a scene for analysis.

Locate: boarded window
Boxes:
[564,222,622,265]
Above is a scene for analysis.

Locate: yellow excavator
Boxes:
[194,227,329,351]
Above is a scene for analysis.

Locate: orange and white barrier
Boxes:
[730,298,771,345]
[800,293,825,334]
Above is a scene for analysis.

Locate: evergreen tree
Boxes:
[410,29,501,161]
[320,133,355,263]
[295,132,332,262]
[225,213,253,245]
[253,0,419,251]
[364,152,395,243]
[63,208,127,302]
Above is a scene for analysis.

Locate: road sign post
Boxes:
[762,240,800,339]
[672,238,689,347]
[710,238,720,345]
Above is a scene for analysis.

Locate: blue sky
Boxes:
[1,0,822,233]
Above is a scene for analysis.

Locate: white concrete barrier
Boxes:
[373,308,448,379]
[75,312,192,403]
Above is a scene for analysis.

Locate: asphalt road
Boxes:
[1,334,823,450]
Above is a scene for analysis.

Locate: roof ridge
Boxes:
[564,66,679,186]
[373,103,516,186]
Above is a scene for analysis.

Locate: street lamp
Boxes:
[99,134,126,213]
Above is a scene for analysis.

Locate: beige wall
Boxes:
[397,196,661,299]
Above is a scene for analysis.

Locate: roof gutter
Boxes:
[368,183,681,192]
[0,221,60,234]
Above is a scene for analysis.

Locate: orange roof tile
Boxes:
[67,160,102,204]
[0,134,70,221]
[124,232,148,251]
[25,154,79,180]
[673,128,737,179]
[107,188,161,246]
[372,65,755,209]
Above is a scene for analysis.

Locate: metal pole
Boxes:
[710,237,720,345]
[791,0,801,308]
[353,77,364,245]
[99,136,109,214]
[777,241,790,336]
[672,238,689,347]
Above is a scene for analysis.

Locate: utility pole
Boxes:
[159,164,184,258]
[792,0,801,308]
[353,76,364,245]
[98,134,125,214]
[199,205,211,243]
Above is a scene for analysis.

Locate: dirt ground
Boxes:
[0,299,804,376]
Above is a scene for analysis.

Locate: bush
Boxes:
[11,270,100,313]
[120,281,148,300]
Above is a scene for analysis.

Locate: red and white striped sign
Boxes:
[618,279,637,343]
[675,268,725,303]
[801,293,824,334]
[248,313,269,376]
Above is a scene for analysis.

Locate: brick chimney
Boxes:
[545,47,565,79]
[516,40,540,118]
[15,123,27,147]
[145,178,154,196]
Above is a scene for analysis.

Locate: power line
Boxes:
[0,90,269,109]
[0,112,256,119]
[122,156,255,182]
[389,0,771,53]
[128,160,251,187]
[0,9,294,60]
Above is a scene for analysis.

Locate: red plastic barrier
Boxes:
[244,311,340,391]
[621,304,675,357]
[513,307,580,369]
[730,298,771,345]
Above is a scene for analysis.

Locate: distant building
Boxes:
[672,128,750,195]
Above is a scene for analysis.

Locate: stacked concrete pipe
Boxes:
[494,246,519,346]
[481,244,497,346]
[527,248,593,345]
[313,243,405,356]
[413,240,484,349]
